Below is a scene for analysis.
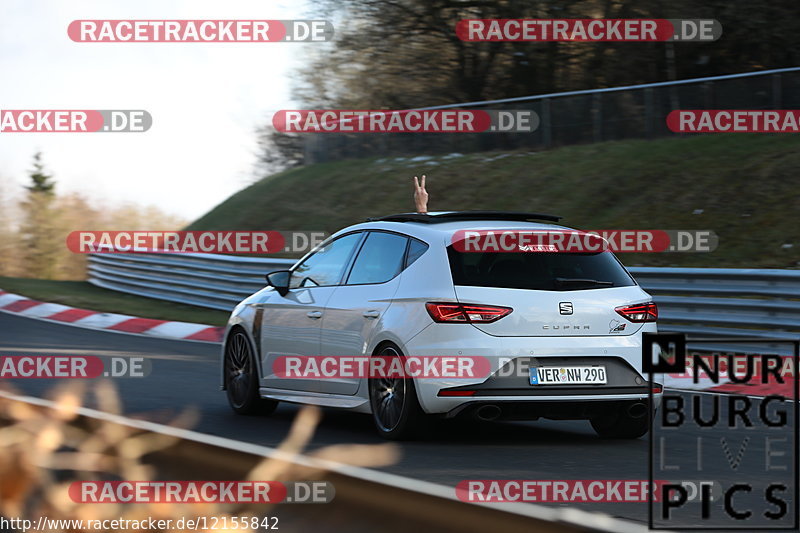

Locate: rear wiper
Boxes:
[554,277,614,288]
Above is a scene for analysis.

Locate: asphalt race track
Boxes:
[0,312,795,530]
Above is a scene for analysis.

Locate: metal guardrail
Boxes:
[628,267,800,355]
[88,253,800,353]
[0,391,654,533]
[88,252,295,311]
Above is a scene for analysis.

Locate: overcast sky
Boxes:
[0,0,311,220]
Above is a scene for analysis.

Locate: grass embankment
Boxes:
[188,134,800,268]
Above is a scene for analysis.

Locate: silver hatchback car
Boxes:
[221,212,661,439]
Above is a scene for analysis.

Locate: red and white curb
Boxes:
[0,289,793,395]
[663,365,795,398]
[0,290,224,343]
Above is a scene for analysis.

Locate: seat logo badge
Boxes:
[559,302,573,315]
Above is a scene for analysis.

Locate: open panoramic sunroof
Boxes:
[367,210,563,224]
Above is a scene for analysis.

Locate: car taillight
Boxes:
[438,390,476,397]
[425,302,512,323]
[615,302,658,322]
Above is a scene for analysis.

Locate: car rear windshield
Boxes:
[447,246,636,291]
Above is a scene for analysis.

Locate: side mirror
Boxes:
[265,270,291,296]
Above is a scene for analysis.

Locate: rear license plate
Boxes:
[529,366,607,385]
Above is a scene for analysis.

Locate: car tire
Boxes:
[368,344,426,440]
[590,404,650,439]
[224,329,278,415]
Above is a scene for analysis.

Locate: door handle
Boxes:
[362,310,381,319]
[307,310,323,319]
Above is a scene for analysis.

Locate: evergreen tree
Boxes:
[19,152,60,279]
[26,152,56,195]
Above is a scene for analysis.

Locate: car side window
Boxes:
[405,238,429,268]
[346,232,408,285]
[290,232,362,288]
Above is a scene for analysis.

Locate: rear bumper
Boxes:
[402,321,661,414]
[446,397,658,421]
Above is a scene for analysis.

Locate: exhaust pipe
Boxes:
[627,402,648,419]
[475,404,502,421]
